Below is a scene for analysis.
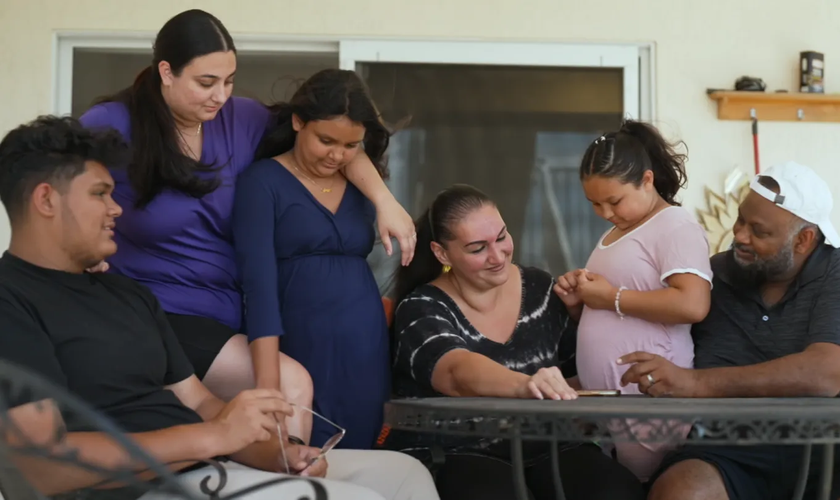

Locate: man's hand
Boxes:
[284,443,328,478]
[208,389,293,456]
[5,399,64,449]
[618,351,699,397]
[252,378,291,443]
[272,414,291,448]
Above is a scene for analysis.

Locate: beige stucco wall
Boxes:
[0,0,838,248]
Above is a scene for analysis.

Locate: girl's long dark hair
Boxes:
[579,120,688,205]
[392,184,493,306]
[97,9,235,207]
[255,69,390,178]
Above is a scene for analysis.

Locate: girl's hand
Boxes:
[576,272,619,311]
[85,261,109,273]
[553,269,586,309]
[376,197,416,266]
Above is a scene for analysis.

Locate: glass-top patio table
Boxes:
[384,396,840,500]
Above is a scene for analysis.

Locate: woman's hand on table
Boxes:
[517,367,578,401]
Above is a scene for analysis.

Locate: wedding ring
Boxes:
[646,373,655,385]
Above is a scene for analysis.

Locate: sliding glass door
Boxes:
[340,41,641,294]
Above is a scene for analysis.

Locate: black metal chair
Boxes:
[0,360,327,500]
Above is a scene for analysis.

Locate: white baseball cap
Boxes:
[749,161,839,248]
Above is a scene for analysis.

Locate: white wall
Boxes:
[71,51,338,116]
[1,0,839,249]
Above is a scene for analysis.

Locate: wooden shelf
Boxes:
[708,91,840,123]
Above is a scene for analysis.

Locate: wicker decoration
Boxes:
[696,169,751,256]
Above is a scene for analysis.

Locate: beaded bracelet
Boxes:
[615,286,628,320]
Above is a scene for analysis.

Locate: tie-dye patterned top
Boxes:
[383,266,577,460]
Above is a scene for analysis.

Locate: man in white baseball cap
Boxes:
[621,161,840,500]
[748,160,840,248]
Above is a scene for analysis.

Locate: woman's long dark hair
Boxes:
[98,9,235,208]
[579,120,688,205]
[255,69,390,177]
[392,185,493,306]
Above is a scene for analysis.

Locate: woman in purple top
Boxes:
[79,10,417,444]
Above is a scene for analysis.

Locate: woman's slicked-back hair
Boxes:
[579,120,688,205]
[392,184,493,305]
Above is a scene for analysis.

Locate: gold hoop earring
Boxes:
[442,265,451,274]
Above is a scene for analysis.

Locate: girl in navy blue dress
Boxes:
[232,69,394,449]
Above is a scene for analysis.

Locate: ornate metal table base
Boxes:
[385,396,840,500]
[509,431,567,500]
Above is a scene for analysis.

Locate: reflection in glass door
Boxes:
[360,61,626,295]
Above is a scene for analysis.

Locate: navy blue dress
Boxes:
[232,158,390,449]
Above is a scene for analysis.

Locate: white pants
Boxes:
[140,449,438,500]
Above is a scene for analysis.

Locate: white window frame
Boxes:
[54,32,655,121]
[52,32,339,116]
[339,39,654,121]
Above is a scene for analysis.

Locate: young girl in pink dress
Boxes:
[554,120,713,481]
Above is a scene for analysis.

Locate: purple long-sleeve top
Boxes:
[80,97,271,331]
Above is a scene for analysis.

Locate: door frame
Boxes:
[51,32,340,116]
[339,39,654,121]
[53,32,654,120]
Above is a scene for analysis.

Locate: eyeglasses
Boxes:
[277,403,346,474]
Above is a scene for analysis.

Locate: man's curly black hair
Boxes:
[0,115,129,223]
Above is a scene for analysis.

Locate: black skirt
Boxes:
[165,313,237,379]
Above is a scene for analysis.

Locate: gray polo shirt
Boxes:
[693,245,840,369]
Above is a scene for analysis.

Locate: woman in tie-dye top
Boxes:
[554,120,713,481]
[381,185,646,500]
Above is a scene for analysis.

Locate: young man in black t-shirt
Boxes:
[0,116,437,500]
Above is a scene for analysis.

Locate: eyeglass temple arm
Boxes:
[290,403,346,433]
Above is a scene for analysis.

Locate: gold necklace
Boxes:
[177,123,202,137]
[293,164,334,193]
[176,123,202,159]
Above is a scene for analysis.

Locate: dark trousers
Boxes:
[434,443,645,500]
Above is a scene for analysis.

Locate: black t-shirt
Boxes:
[693,246,840,368]
[0,252,203,433]
[384,266,577,459]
